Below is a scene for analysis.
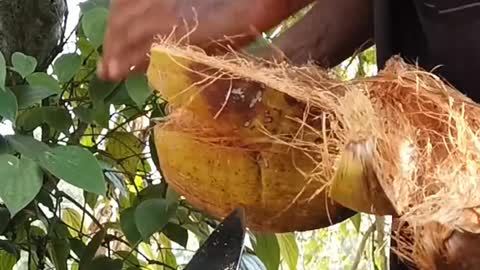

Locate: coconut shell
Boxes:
[147,47,357,232]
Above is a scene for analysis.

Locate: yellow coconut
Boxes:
[145,39,480,269]
[147,50,356,232]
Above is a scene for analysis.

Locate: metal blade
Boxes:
[185,208,246,270]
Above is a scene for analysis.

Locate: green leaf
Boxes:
[162,223,188,248]
[69,238,86,258]
[16,106,72,133]
[79,229,106,270]
[47,238,70,270]
[73,105,110,128]
[11,52,37,78]
[35,189,54,210]
[120,207,142,245]
[82,8,109,48]
[0,240,18,257]
[105,131,144,179]
[84,191,99,210]
[0,88,18,122]
[156,249,177,270]
[254,233,280,270]
[0,50,6,89]
[80,0,111,13]
[0,250,18,270]
[26,72,61,94]
[4,134,50,160]
[0,155,43,216]
[38,145,106,195]
[62,208,84,238]
[277,233,298,270]
[350,213,362,232]
[7,135,105,194]
[135,199,178,240]
[240,253,267,270]
[10,85,57,109]
[0,207,10,234]
[88,76,118,106]
[89,256,123,270]
[53,53,82,83]
[115,250,140,268]
[125,73,152,107]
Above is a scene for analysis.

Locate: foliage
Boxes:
[0,1,389,270]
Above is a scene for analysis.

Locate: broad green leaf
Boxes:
[82,8,109,48]
[0,50,5,89]
[88,76,118,106]
[38,145,106,195]
[4,134,50,160]
[16,106,72,133]
[0,88,18,122]
[84,191,99,210]
[0,155,43,216]
[162,223,188,248]
[0,240,18,257]
[79,229,106,270]
[105,131,144,179]
[26,72,61,94]
[11,52,37,78]
[80,0,111,13]
[132,184,166,206]
[10,85,57,109]
[47,238,70,270]
[277,233,298,270]
[73,105,110,128]
[134,198,178,240]
[350,213,362,232]
[0,135,8,155]
[240,253,267,270]
[0,250,17,270]
[109,83,136,106]
[125,73,152,107]
[156,249,177,270]
[52,219,72,239]
[69,238,87,258]
[254,233,280,270]
[35,189,54,209]
[115,250,140,268]
[89,256,123,270]
[62,208,84,238]
[120,207,142,245]
[0,207,10,234]
[53,53,82,83]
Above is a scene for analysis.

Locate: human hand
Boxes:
[97,0,187,81]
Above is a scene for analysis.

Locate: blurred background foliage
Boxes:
[0,1,390,269]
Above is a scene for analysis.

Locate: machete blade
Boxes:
[185,208,246,270]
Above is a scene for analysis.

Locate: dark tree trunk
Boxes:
[0,0,67,70]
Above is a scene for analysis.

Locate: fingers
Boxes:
[98,0,150,80]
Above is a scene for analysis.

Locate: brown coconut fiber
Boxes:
[145,35,480,269]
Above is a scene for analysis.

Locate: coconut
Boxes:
[146,37,480,269]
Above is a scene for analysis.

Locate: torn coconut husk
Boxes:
[146,37,480,268]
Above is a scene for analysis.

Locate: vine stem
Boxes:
[350,223,376,270]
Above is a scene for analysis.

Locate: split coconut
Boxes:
[146,38,480,269]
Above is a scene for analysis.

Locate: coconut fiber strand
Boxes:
[146,37,480,269]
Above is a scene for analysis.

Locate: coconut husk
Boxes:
[146,36,480,269]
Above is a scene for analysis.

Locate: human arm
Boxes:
[256,0,374,68]
[97,0,314,81]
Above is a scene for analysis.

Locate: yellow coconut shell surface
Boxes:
[147,49,356,232]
